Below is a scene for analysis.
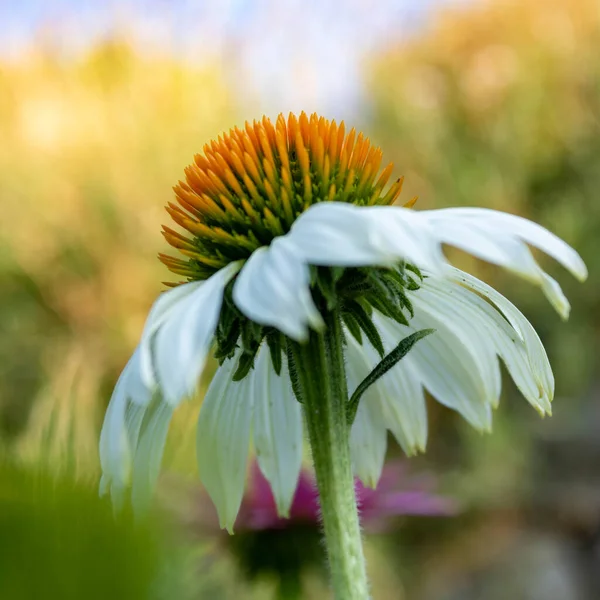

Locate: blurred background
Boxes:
[1,0,598,598]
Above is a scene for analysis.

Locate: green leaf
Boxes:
[346,329,435,425]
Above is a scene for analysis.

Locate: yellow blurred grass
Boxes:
[370,0,600,212]
[0,40,235,476]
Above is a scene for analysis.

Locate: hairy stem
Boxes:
[289,311,369,600]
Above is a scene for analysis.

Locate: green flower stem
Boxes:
[276,572,303,600]
[289,311,369,600]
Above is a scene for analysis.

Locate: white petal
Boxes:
[425,218,544,283]
[412,282,502,405]
[139,281,203,388]
[252,344,303,516]
[346,335,388,487]
[367,208,447,274]
[233,236,323,341]
[287,202,446,273]
[446,267,554,412]
[425,208,587,281]
[540,271,571,320]
[350,398,388,488]
[124,401,147,453]
[376,314,493,431]
[196,357,254,533]
[99,371,130,507]
[153,262,241,405]
[131,398,174,514]
[288,202,396,266]
[418,276,552,413]
[99,349,152,507]
[125,348,154,407]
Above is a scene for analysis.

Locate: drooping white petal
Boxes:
[233,236,324,341]
[446,267,554,411]
[539,271,571,320]
[99,349,152,507]
[346,335,388,487]
[424,217,545,281]
[411,282,502,405]
[367,207,448,274]
[131,398,174,514]
[153,262,241,405]
[252,344,303,516]
[419,208,586,316]
[196,357,254,533]
[376,313,493,431]
[350,399,388,489]
[139,281,204,388]
[125,348,154,407]
[287,202,397,266]
[424,208,587,281]
[417,276,552,414]
[99,376,130,506]
[124,401,147,456]
[287,202,446,273]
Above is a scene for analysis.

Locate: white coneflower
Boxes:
[99,112,586,600]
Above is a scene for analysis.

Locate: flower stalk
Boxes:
[276,572,303,600]
[289,311,369,600]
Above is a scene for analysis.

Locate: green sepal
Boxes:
[331,266,346,284]
[405,264,423,281]
[285,342,304,404]
[344,300,385,358]
[366,291,409,327]
[213,318,241,361]
[338,269,371,296]
[346,328,435,425]
[240,319,264,353]
[380,271,415,317]
[341,310,363,345]
[368,271,404,308]
[315,268,338,311]
[406,277,421,291]
[266,331,283,376]
[232,348,259,381]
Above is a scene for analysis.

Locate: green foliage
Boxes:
[0,461,159,600]
[346,329,435,425]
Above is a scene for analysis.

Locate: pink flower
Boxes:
[235,461,457,532]
[161,460,456,593]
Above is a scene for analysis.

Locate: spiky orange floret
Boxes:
[160,112,413,282]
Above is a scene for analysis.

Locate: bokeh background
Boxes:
[1,0,599,598]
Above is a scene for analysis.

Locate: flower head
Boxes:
[100,112,587,532]
[160,113,407,282]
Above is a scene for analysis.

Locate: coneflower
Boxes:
[100,112,586,599]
